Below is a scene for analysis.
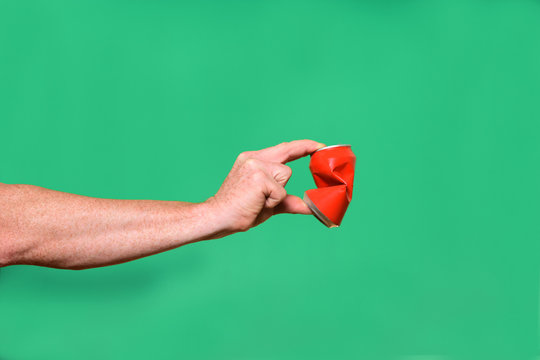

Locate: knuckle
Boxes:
[237,151,252,163]
[278,187,287,200]
[244,158,258,169]
[267,188,286,208]
[282,165,292,177]
[278,141,289,148]
[272,184,286,197]
[273,165,292,185]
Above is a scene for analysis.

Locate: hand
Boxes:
[206,140,326,233]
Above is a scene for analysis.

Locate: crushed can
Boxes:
[304,144,356,227]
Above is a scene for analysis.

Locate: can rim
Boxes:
[312,144,351,154]
[303,193,338,228]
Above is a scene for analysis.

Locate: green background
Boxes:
[1,1,540,359]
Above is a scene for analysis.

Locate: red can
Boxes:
[304,144,356,227]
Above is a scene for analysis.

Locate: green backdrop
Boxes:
[1,1,540,359]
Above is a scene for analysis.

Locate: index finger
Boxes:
[255,140,326,164]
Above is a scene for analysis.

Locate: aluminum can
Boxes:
[304,144,356,227]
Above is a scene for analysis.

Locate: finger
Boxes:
[249,159,292,187]
[274,195,312,215]
[263,162,292,187]
[264,178,287,209]
[256,140,326,164]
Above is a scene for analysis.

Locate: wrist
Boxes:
[198,196,236,238]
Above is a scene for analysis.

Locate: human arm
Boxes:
[0,140,325,270]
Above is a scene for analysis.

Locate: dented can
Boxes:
[304,144,356,227]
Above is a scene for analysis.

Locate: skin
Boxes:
[0,140,325,270]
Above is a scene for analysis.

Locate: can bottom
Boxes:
[303,193,338,228]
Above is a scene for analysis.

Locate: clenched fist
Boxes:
[206,140,326,233]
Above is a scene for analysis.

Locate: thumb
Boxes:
[274,195,312,215]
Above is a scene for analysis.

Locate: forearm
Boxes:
[0,184,227,269]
